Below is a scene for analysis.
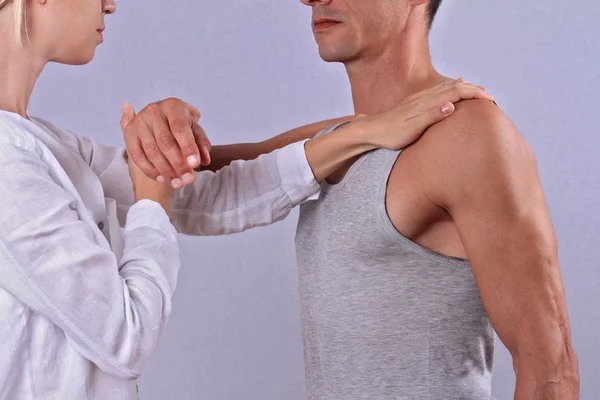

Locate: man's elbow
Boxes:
[512,340,579,399]
[504,241,579,386]
[513,334,578,373]
[508,282,579,393]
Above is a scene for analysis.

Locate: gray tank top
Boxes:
[295,123,496,400]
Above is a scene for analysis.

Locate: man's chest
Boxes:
[326,146,467,259]
[387,149,466,259]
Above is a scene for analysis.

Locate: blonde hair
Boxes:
[0,0,26,43]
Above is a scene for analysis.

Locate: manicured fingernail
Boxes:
[182,173,195,184]
[441,104,452,114]
[187,155,199,168]
[122,104,128,114]
[156,175,166,183]
[171,178,183,189]
[457,77,465,83]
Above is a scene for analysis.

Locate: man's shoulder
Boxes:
[418,99,533,169]
[408,99,537,206]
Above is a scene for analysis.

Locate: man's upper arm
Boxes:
[421,100,575,372]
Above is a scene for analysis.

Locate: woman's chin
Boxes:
[53,50,96,66]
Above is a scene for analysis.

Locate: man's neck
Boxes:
[345,31,448,116]
[0,33,45,119]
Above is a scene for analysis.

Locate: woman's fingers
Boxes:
[409,102,456,134]
[408,83,492,119]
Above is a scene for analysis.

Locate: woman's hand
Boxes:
[353,78,494,151]
[303,79,493,183]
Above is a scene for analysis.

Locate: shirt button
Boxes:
[98,222,104,231]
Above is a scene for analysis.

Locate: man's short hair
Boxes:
[428,0,442,29]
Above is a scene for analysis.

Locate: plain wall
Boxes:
[28,1,599,399]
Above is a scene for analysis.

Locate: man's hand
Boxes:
[121,98,212,188]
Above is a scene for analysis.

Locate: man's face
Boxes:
[300,0,412,63]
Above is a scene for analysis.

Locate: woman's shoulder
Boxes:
[0,111,40,154]
[30,116,87,153]
[0,112,82,156]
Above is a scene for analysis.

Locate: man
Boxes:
[290,2,578,398]
[126,1,579,399]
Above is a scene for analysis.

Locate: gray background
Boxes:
[28,1,599,399]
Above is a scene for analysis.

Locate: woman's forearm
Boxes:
[304,120,373,183]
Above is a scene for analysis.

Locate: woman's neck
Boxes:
[0,37,46,119]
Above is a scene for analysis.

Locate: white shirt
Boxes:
[0,110,320,400]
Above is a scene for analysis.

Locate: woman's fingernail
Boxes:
[171,178,183,189]
[182,173,195,184]
[156,175,166,183]
[122,104,128,114]
[187,155,199,168]
[442,104,453,114]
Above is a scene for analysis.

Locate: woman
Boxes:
[0,0,492,398]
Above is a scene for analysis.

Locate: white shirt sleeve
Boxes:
[0,141,180,380]
[78,135,321,236]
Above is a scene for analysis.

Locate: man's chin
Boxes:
[315,38,357,63]
[317,47,348,63]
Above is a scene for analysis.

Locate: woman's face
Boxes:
[32,0,116,65]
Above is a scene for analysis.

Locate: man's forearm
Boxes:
[198,142,266,172]
[199,116,354,172]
